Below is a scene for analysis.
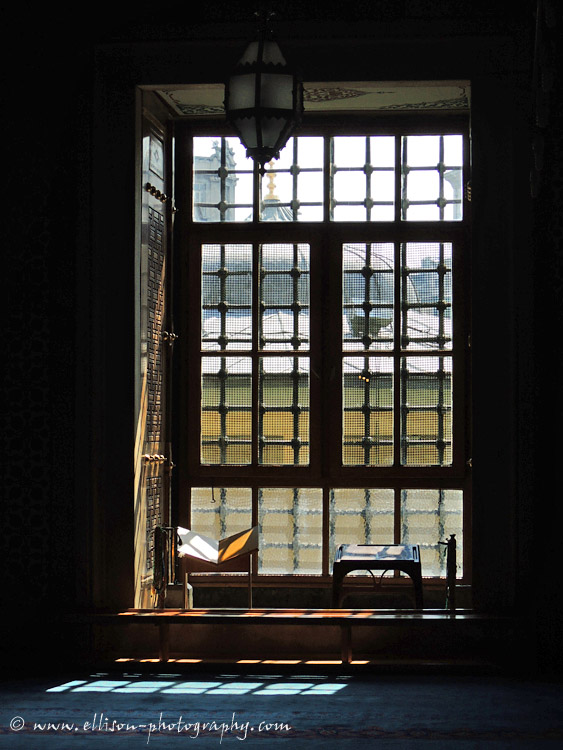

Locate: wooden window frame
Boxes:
[173,114,472,586]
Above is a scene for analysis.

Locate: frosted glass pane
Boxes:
[258,488,322,574]
[329,488,395,571]
[401,489,463,577]
[191,487,252,539]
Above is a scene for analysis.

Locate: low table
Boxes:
[332,544,423,608]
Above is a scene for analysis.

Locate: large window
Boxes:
[178,120,470,582]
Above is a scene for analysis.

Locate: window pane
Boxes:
[331,136,395,221]
[343,243,394,351]
[258,488,322,573]
[202,244,252,350]
[193,137,253,222]
[329,488,395,571]
[190,487,252,539]
[401,243,452,351]
[343,356,393,466]
[260,137,324,222]
[332,204,367,221]
[260,244,310,350]
[201,356,252,464]
[401,135,463,221]
[400,356,452,466]
[259,357,309,465]
[401,489,463,577]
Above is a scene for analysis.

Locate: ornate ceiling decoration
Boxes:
[152,81,470,117]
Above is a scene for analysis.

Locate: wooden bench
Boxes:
[77,608,496,664]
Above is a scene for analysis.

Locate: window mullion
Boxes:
[252,242,260,466]
[253,161,260,222]
[395,135,402,223]
[393,241,402,469]
[324,135,332,223]
[394,486,402,546]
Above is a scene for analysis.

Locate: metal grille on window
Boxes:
[400,241,453,466]
[260,138,324,222]
[331,136,395,221]
[260,243,310,350]
[201,356,252,464]
[193,133,463,224]
[201,243,253,465]
[343,243,394,351]
[259,243,310,465]
[401,135,463,221]
[343,356,393,466]
[259,357,309,465]
[202,244,252,351]
[193,137,254,222]
[258,488,322,574]
[189,126,467,580]
[342,243,394,466]
[401,242,452,351]
[400,357,452,466]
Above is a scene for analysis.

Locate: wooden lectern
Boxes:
[176,526,258,608]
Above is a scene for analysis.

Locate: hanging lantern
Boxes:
[224,13,303,170]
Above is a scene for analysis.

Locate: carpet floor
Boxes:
[1,666,562,748]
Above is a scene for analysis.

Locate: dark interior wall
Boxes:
[5,1,562,672]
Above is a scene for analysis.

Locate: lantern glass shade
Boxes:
[240,40,287,66]
[261,73,293,108]
[225,35,303,166]
[227,74,256,110]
